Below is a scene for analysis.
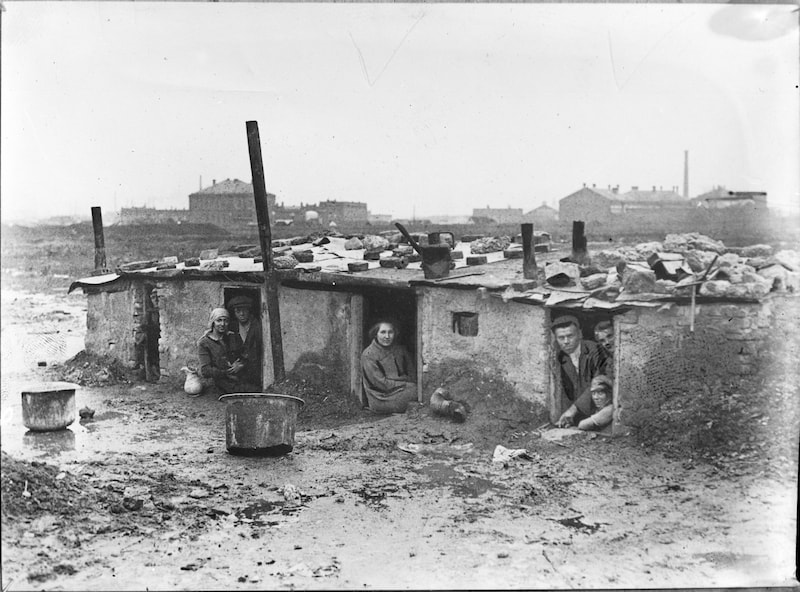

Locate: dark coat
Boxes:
[557,340,609,411]
[360,340,416,401]
[230,318,263,387]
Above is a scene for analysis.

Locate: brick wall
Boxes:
[616,296,799,435]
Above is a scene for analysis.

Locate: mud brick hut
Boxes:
[70,232,800,436]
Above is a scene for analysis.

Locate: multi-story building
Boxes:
[188,179,275,229]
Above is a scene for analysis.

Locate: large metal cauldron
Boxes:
[219,394,305,456]
[21,382,78,431]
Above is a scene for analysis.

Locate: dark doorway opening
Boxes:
[549,308,613,344]
[144,284,160,382]
[361,287,416,356]
[224,286,262,323]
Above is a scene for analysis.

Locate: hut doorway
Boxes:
[223,286,263,386]
[361,287,417,355]
[548,308,618,428]
[143,284,161,382]
[358,287,418,406]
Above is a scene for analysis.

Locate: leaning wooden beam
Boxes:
[246,120,285,383]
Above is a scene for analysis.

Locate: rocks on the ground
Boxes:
[758,264,789,291]
[362,235,390,252]
[273,255,298,269]
[580,273,607,291]
[741,244,773,258]
[622,269,657,294]
[664,232,727,254]
[684,250,719,273]
[634,241,663,260]
[470,236,511,254]
[592,249,632,269]
[546,261,580,286]
[344,237,363,250]
[78,406,95,419]
[775,249,800,271]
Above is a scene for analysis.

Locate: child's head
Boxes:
[590,375,613,409]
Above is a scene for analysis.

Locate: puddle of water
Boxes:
[413,462,496,498]
[0,393,130,459]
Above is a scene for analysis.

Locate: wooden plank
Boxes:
[246,120,285,383]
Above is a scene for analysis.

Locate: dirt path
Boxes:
[1,280,798,590]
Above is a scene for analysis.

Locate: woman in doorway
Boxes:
[197,307,259,395]
[361,319,417,414]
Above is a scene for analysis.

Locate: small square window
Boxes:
[452,312,479,337]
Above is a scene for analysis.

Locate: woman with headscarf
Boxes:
[197,307,258,395]
[360,319,417,414]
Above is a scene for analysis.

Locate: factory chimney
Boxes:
[683,150,689,198]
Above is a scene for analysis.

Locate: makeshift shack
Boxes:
[70,232,800,436]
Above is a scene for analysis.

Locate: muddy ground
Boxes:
[1,259,799,590]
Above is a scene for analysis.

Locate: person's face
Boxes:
[595,328,614,354]
[376,323,396,347]
[234,307,251,324]
[213,316,229,334]
[554,325,581,354]
[591,388,611,409]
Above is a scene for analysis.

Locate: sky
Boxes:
[2,2,798,222]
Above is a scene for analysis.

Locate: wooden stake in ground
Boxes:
[246,120,285,384]
[91,206,107,273]
[521,222,537,282]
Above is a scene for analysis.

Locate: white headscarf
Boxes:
[206,307,230,334]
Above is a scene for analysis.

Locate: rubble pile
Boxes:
[469,236,512,254]
[541,233,798,302]
[51,351,131,387]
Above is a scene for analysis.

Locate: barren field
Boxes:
[1,224,798,590]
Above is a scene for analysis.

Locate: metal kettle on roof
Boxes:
[395,223,452,279]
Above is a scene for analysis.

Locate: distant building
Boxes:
[558,185,620,225]
[367,213,394,224]
[693,186,767,210]
[524,202,558,225]
[314,200,369,226]
[120,206,190,225]
[188,178,275,229]
[611,186,687,214]
[471,206,524,224]
[559,184,688,224]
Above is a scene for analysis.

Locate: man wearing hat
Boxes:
[228,295,263,389]
[550,315,609,427]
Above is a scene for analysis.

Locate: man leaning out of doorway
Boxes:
[551,314,609,419]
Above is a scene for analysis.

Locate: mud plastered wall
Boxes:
[85,288,135,362]
[616,296,798,435]
[418,286,550,406]
[155,280,225,382]
[262,287,353,390]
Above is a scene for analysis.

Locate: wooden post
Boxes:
[246,120,285,383]
[91,206,107,272]
[571,220,587,263]
[521,223,537,282]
